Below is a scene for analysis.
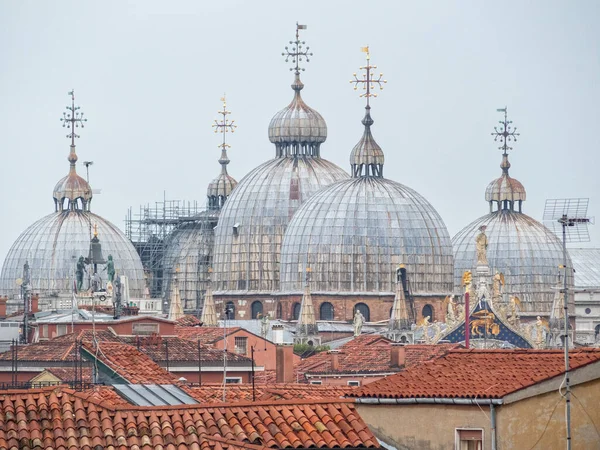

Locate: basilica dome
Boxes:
[0,93,145,299]
[212,63,348,294]
[452,111,572,315]
[279,66,454,296]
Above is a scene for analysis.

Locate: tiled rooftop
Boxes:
[351,348,600,399]
[82,342,178,385]
[297,335,461,378]
[176,326,243,344]
[176,315,204,328]
[0,386,379,449]
[0,341,76,362]
[184,383,355,403]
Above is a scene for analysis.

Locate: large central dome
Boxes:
[212,39,348,294]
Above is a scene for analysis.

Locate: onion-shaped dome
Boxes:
[0,211,146,298]
[280,97,453,295]
[207,148,238,210]
[452,211,572,314]
[453,110,572,315]
[268,75,327,157]
[484,154,526,211]
[53,146,92,212]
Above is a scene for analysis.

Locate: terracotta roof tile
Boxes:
[176,315,204,328]
[176,326,242,344]
[82,342,177,384]
[297,336,460,379]
[0,386,379,449]
[184,383,355,403]
[351,348,600,399]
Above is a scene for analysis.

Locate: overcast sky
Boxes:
[1,1,599,270]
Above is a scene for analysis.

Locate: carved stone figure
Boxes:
[76,256,86,292]
[91,272,102,293]
[492,270,504,301]
[475,226,489,266]
[443,295,457,325]
[260,313,270,339]
[104,255,115,282]
[353,310,365,337]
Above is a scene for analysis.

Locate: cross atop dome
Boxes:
[212,95,236,151]
[61,90,87,147]
[491,107,519,156]
[350,46,386,108]
[282,23,312,75]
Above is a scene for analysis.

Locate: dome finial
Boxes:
[485,107,526,212]
[349,47,387,178]
[282,23,312,83]
[54,90,92,212]
[208,96,238,210]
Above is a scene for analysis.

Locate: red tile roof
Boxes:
[184,383,355,403]
[43,367,94,383]
[0,341,76,362]
[82,342,178,384]
[351,348,600,399]
[297,336,460,378]
[176,326,243,344]
[0,386,379,449]
[176,314,204,327]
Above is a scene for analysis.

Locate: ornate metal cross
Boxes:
[282,23,312,74]
[492,107,519,154]
[212,96,236,150]
[60,90,87,146]
[350,46,386,107]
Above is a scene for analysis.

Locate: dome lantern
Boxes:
[349,47,387,178]
[485,108,526,213]
[268,23,327,158]
[53,90,92,213]
[208,96,238,210]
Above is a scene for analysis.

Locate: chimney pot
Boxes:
[0,296,7,320]
[390,343,406,368]
[328,349,341,371]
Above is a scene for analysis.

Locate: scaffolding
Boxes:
[125,194,204,302]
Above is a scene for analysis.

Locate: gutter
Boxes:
[354,397,503,406]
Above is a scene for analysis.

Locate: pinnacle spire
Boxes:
[201,269,218,326]
[294,268,320,345]
[168,268,184,321]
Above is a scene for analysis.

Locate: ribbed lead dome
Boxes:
[484,154,526,210]
[53,145,92,212]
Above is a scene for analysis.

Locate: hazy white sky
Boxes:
[1,1,599,269]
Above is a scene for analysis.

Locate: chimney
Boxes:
[329,350,341,371]
[30,294,40,314]
[0,296,7,319]
[390,343,406,368]
[272,324,284,344]
[276,344,294,383]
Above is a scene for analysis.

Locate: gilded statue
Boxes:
[475,225,489,266]
[492,270,504,301]
[508,296,522,326]
[443,295,457,325]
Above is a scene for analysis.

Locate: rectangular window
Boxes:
[225,377,242,384]
[234,337,248,355]
[56,325,68,337]
[347,380,361,387]
[41,325,48,338]
[132,323,159,336]
[456,429,483,450]
[309,380,322,385]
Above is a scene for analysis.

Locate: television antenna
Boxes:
[543,198,593,450]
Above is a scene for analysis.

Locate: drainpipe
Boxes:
[490,403,497,450]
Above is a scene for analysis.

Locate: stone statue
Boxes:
[492,270,504,301]
[104,254,115,282]
[475,225,489,266]
[260,313,270,339]
[113,275,122,319]
[76,256,86,292]
[353,310,365,337]
[443,295,457,325]
[508,296,521,326]
[396,265,403,283]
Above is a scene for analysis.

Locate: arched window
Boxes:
[320,302,334,321]
[595,324,600,340]
[251,301,263,319]
[354,303,370,322]
[225,301,235,320]
[293,302,301,320]
[422,304,434,321]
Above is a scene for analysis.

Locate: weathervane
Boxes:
[60,90,87,146]
[212,95,236,151]
[492,107,519,155]
[350,46,386,107]
[282,23,312,74]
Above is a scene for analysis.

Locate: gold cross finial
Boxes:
[93,223,98,238]
[350,46,387,107]
[60,90,87,146]
[212,94,236,151]
[492,107,519,155]
[282,23,312,74]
